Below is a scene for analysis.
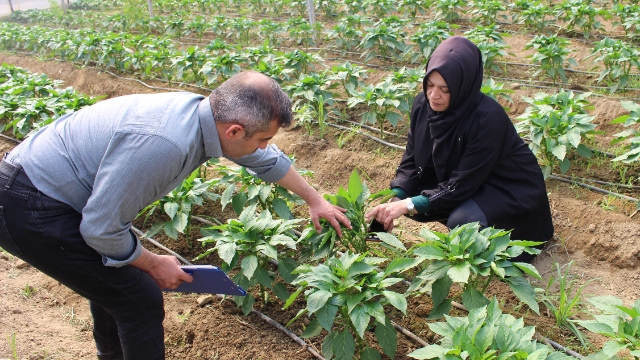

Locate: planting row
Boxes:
[0,63,100,138]
[9,4,640,93]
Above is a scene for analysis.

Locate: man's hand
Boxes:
[365,197,408,232]
[130,248,193,289]
[306,196,351,237]
[275,167,351,236]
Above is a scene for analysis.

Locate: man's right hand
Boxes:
[130,248,193,289]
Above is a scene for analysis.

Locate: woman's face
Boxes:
[425,71,450,112]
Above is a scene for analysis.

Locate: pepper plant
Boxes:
[139,167,220,247]
[325,23,363,55]
[554,0,604,39]
[515,91,597,178]
[408,223,543,319]
[586,37,640,93]
[409,20,453,63]
[285,251,419,360]
[525,35,576,84]
[197,205,302,315]
[347,79,410,134]
[298,170,401,260]
[611,101,640,163]
[468,0,507,26]
[359,20,408,63]
[480,78,513,107]
[328,62,368,97]
[214,160,310,219]
[574,296,640,359]
[434,0,465,22]
[408,298,574,360]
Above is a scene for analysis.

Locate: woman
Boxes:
[366,36,553,256]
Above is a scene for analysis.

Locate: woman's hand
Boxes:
[365,197,408,232]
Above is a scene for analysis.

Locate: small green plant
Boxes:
[408,223,543,319]
[586,38,640,93]
[515,91,597,178]
[480,78,514,108]
[285,251,419,360]
[575,296,640,359]
[537,261,594,348]
[347,79,410,134]
[408,298,573,359]
[7,330,17,360]
[409,20,453,63]
[598,194,617,211]
[525,34,576,84]
[177,311,191,322]
[214,160,309,219]
[327,62,368,97]
[325,23,362,55]
[336,128,359,149]
[197,205,302,315]
[359,20,408,63]
[434,0,465,22]
[468,0,507,25]
[21,283,36,299]
[554,0,604,39]
[299,170,400,259]
[139,168,219,247]
[611,101,640,163]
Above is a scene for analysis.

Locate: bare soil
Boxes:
[0,46,639,360]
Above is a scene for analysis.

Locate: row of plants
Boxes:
[38,0,640,41]
[0,63,100,138]
[162,165,640,360]
[10,4,640,91]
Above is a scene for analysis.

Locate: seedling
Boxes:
[408,298,574,359]
[298,170,401,259]
[537,261,594,348]
[515,91,597,179]
[525,34,576,84]
[575,295,640,358]
[408,223,543,319]
[197,205,302,315]
[21,283,36,299]
[285,251,419,360]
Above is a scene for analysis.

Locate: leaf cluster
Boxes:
[611,100,640,163]
[408,223,542,319]
[515,91,597,178]
[408,298,573,360]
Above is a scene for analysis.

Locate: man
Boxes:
[0,71,350,359]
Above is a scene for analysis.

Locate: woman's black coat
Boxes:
[390,91,554,243]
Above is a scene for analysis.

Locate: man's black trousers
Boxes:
[0,160,165,360]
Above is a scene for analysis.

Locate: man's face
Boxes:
[222,120,281,159]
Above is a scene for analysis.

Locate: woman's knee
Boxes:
[446,198,488,229]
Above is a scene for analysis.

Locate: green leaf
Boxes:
[232,192,248,216]
[301,318,323,338]
[221,184,235,209]
[217,242,237,265]
[316,303,338,331]
[602,340,627,357]
[507,277,539,315]
[462,287,490,310]
[253,266,273,289]
[241,255,258,279]
[382,291,407,314]
[308,290,333,314]
[384,258,420,276]
[322,331,337,359]
[431,275,452,308]
[375,317,397,358]
[240,294,255,315]
[272,197,293,219]
[412,244,445,260]
[347,170,363,203]
[428,299,452,320]
[376,232,406,250]
[278,257,298,284]
[448,262,471,283]
[513,262,542,280]
[272,282,290,302]
[333,329,356,360]
[407,344,447,359]
[350,304,370,338]
[361,347,381,360]
[164,202,179,219]
[284,287,304,309]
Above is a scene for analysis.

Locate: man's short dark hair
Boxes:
[209,71,292,137]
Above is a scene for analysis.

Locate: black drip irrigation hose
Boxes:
[131,226,326,360]
[554,173,640,190]
[0,133,21,143]
[548,174,639,203]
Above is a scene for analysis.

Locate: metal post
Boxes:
[306,0,315,42]
[7,0,13,12]
[147,0,154,17]
[60,0,66,12]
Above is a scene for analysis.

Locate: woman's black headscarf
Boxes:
[424,36,484,181]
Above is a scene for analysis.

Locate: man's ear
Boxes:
[223,124,246,140]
